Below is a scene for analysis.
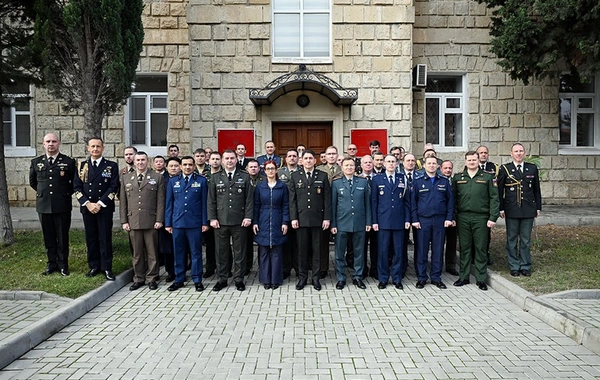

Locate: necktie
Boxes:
[228,172,233,182]
[389,175,394,185]
[307,171,311,180]
[480,164,485,170]
[185,176,189,185]
[349,179,353,187]
[407,172,412,182]
[517,164,522,174]
[330,166,335,175]
[137,174,143,186]
[48,157,54,166]
[92,160,98,169]
[239,160,242,166]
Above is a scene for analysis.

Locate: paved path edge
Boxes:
[488,270,600,356]
[0,268,133,370]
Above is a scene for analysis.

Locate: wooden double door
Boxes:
[272,122,332,157]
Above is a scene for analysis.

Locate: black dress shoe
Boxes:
[415,280,426,289]
[312,279,322,291]
[168,282,184,291]
[453,278,470,287]
[165,274,175,283]
[446,268,459,276]
[520,269,531,277]
[41,266,59,276]
[195,282,205,292]
[296,279,307,290]
[336,281,346,290]
[431,281,447,289]
[319,271,327,279]
[353,279,367,289]
[510,270,520,277]
[148,281,158,290]
[86,268,100,277]
[476,281,488,291]
[203,270,215,279]
[264,284,272,289]
[105,271,116,281]
[212,281,227,292]
[235,282,246,291]
[129,282,144,291]
[378,282,387,289]
[60,269,70,276]
[393,282,404,290]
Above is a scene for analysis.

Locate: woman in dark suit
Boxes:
[253,160,289,289]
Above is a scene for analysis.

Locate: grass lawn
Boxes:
[0,230,132,299]
[489,224,600,295]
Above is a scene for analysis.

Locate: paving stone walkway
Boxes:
[1,270,599,379]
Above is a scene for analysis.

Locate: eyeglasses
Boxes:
[265,167,277,171]
[348,148,357,150]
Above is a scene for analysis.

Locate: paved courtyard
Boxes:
[1,269,600,380]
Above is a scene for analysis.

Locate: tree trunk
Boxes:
[0,106,15,246]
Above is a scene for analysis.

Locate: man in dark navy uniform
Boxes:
[256,140,282,174]
[29,133,77,276]
[289,149,331,291]
[73,137,119,281]
[371,154,411,290]
[165,156,209,292]
[497,143,542,277]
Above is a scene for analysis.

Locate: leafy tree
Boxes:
[32,0,144,141]
[481,0,600,84]
[0,0,40,245]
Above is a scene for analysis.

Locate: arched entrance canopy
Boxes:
[249,64,358,106]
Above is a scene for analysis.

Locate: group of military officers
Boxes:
[30,134,541,293]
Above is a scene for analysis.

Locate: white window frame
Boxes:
[125,80,168,157]
[272,0,332,64]
[3,90,35,157]
[424,74,467,152]
[559,76,600,155]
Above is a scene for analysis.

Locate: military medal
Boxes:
[37,163,44,171]
[380,190,384,195]
[238,189,242,193]
[317,187,321,194]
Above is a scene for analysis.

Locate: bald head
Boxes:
[43,133,61,156]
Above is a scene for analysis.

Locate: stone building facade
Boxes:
[4,0,599,205]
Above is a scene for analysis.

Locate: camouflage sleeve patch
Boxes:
[75,191,83,199]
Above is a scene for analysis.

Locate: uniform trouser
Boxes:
[173,227,203,284]
[505,217,534,271]
[444,225,457,269]
[203,228,216,272]
[364,229,378,278]
[456,213,488,282]
[377,229,405,284]
[402,226,419,277]
[320,229,330,274]
[258,245,283,286]
[130,229,159,283]
[297,227,322,281]
[244,226,254,274]
[83,212,113,271]
[39,212,71,271]
[335,231,365,282]
[345,239,355,278]
[416,216,446,282]
[158,228,175,276]
[283,227,298,275]
[215,225,247,283]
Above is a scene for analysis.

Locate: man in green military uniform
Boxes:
[452,151,499,291]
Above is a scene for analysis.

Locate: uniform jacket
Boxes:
[207,170,254,225]
[73,158,119,214]
[256,154,282,170]
[236,157,251,170]
[253,180,290,247]
[452,168,500,221]
[165,172,208,229]
[331,176,371,233]
[371,172,411,229]
[479,161,499,176]
[497,162,541,219]
[277,166,298,186]
[29,153,76,214]
[119,169,165,229]
[317,163,343,183]
[411,174,454,221]
[289,168,332,227]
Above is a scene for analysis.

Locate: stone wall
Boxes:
[8,0,191,206]
[412,0,600,204]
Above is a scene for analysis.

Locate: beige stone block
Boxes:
[480,87,497,100]
[216,41,236,57]
[480,114,498,128]
[523,114,540,128]
[523,86,542,100]
[233,57,252,72]
[171,3,187,16]
[249,24,270,39]
[534,100,551,114]
[38,102,59,116]
[509,114,523,127]
[152,3,170,17]
[147,45,165,57]
[567,156,588,169]
[392,56,412,73]
[488,72,506,86]
[189,25,212,40]
[490,101,508,114]
[391,24,412,40]
[201,73,221,89]
[363,105,385,121]
[355,24,375,40]
[354,57,373,72]
[383,6,414,23]
[227,24,248,40]
[221,106,243,121]
[428,16,448,28]
[382,40,402,56]
[143,17,160,29]
[380,72,401,88]
[144,29,188,45]
[212,57,232,72]
[517,101,535,114]
[160,17,179,29]
[344,40,361,56]
[213,89,233,105]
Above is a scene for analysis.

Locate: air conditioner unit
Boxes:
[412,64,427,88]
